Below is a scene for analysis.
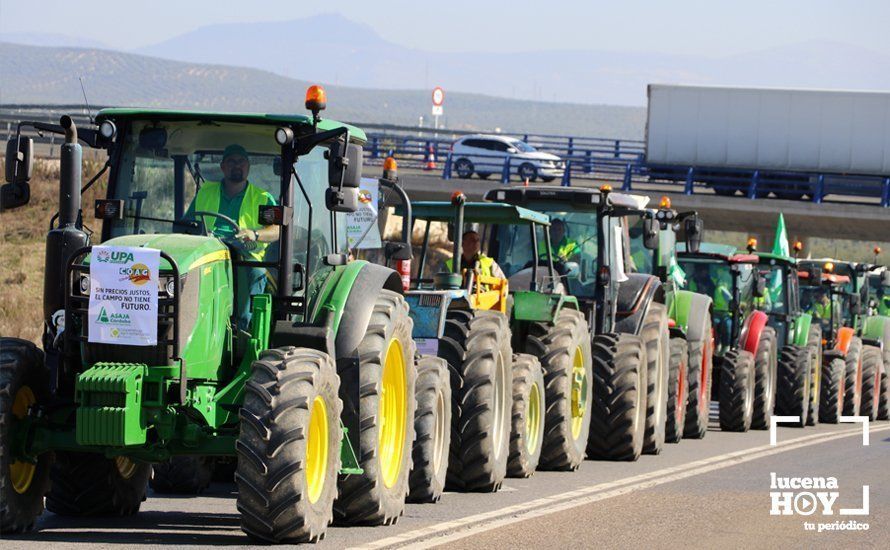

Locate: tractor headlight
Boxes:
[79,274,91,294]
[165,279,176,297]
[99,120,117,140]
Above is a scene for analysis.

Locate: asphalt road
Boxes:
[5,415,888,549]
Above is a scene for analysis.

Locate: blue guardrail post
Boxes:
[747,171,760,200]
[813,174,825,204]
[561,160,572,187]
[442,153,453,180]
[584,150,592,174]
[501,156,512,184]
[882,177,890,207]
[622,163,633,191]
[684,167,695,195]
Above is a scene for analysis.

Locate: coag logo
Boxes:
[120,263,151,286]
[358,189,373,204]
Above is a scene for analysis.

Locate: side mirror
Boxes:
[642,218,659,250]
[0,181,30,210]
[563,261,580,279]
[5,137,33,184]
[326,187,359,213]
[754,276,767,298]
[684,215,703,254]
[882,271,890,287]
[328,141,363,188]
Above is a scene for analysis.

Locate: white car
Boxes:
[450,134,565,182]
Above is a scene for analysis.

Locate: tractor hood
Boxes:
[100,234,230,272]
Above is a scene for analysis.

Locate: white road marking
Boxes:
[351,425,890,550]
[769,416,800,445]
[839,415,870,445]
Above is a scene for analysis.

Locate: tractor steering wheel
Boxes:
[193,210,241,237]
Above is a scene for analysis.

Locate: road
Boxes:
[4,415,888,549]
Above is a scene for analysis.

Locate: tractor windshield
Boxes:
[799,283,844,337]
[105,119,345,273]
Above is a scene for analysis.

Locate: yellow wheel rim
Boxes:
[10,386,36,494]
[526,381,542,453]
[306,395,329,504]
[379,338,407,489]
[570,346,588,440]
[114,456,138,479]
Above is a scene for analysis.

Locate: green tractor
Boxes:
[799,259,890,422]
[0,92,424,542]
[627,198,717,441]
[747,243,818,427]
[678,244,777,432]
[485,185,669,461]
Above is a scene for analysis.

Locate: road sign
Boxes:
[432,105,443,116]
[432,87,445,106]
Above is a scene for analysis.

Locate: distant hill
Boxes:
[0,42,645,138]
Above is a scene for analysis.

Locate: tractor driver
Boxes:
[445,230,506,281]
[186,144,279,330]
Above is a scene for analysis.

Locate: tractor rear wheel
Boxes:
[665,337,688,443]
[336,290,417,525]
[150,456,214,494]
[775,346,811,427]
[842,337,864,416]
[860,346,883,421]
[642,304,669,455]
[718,350,756,432]
[879,352,890,421]
[439,309,512,492]
[684,311,713,439]
[236,347,341,543]
[0,338,53,534]
[522,309,592,471]
[819,357,846,424]
[507,353,545,477]
[47,453,150,516]
[408,355,451,503]
[750,326,778,430]
[587,333,647,461]
[806,326,823,426]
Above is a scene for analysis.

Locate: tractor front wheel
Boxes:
[860,346,883,421]
[684,311,713,439]
[665,337,688,443]
[806,326,823,426]
[507,353,545,477]
[408,355,451,503]
[47,453,150,517]
[642,304,669,455]
[0,338,53,534]
[718,350,755,432]
[775,346,812,427]
[336,290,417,525]
[235,347,341,544]
[819,357,846,424]
[150,456,214,494]
[750,326,778,430]
[842,337,864,416]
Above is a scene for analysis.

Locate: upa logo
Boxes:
[99,250,135,264]
[119,263,152,286]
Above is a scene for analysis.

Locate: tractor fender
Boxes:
[333,262,404,358]
[860,316,890,375]
[615,273,664,335]
[674,290,713,344]
[739,310,769,356]
[834,327,856,356]
[791,313,813,347]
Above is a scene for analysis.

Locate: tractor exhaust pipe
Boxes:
[58,115,81,228]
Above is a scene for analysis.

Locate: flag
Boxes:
[772,213,789,258]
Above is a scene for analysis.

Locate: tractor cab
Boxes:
[797,263,856,345]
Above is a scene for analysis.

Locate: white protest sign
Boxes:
[88,246,160,346]
[346,177,382,249]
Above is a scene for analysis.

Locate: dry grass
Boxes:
[0,158,107,343]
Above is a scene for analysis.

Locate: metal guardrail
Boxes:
[2,105,887,207]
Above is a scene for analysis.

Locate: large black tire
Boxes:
[879,353,890,421]
[775,346,811,428]
[750,326,778,430]
[521,309,592,471]
[0,338,53,534]
[806,326,823,426]
[212,458,237,483]
[47,454,150,516]
[665,337,688,444]
[718,350,756,432]
[587,333,647,461]
[235,347,341,544]
[860,346,883,421]
[439,309,512,492]
[408,355,451,503]
[507,353,544,477]
[819,356,846,424]
[336,290,417,525]
[642,304,669,455]
[150,456,214,494]
[455,158,474,179]
[684,311,713,439]
[842,337,863,416]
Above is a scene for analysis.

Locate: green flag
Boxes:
[772,213,789,258]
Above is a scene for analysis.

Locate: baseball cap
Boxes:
[222,144,248,161]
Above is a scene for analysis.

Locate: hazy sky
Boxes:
[1,0,887,55]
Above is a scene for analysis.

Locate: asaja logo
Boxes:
[119,263,151,285]
[358,189,373,204]
[97,306,131,325]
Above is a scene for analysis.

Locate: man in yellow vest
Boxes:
[445,230,505,280]
[187,144,278,330]
[538,219,580,263]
